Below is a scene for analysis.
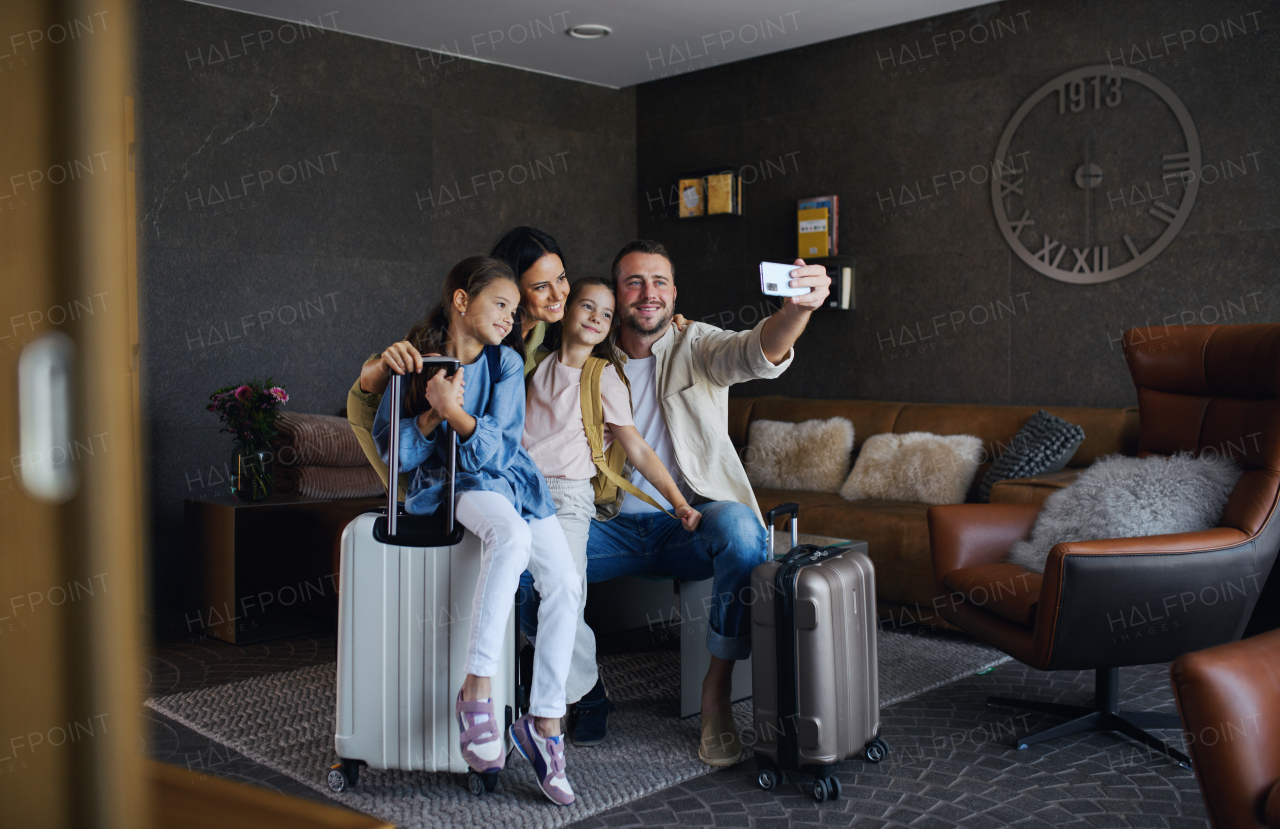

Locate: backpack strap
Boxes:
[485,344,501,388]
[580,357,676,519]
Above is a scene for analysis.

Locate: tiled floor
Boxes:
[143,620,1208,828]
[567,659,1205,829]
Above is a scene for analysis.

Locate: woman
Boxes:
[490,226,570,373]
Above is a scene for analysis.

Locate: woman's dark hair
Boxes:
[489,226,565,283]
[563,277,629,392]
[402,255,523,416]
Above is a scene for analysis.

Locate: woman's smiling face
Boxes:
[519,253,568,325]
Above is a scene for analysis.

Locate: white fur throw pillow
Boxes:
[1008,453,1243,574]
[839,432,984,505]
[745,417,854,492]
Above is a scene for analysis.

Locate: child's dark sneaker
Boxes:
[571,678,615,747]
[456,690,505,773]
[510,714,575,806]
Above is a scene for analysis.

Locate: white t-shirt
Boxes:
[618,355,692,513]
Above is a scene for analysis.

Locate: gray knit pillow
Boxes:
[1008,453,1242,573]
[979,410,1085,503]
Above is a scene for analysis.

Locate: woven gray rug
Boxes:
[145,630,1008,829]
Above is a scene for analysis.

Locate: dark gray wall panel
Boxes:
[635,0,1279,409]
[137,0,635,610]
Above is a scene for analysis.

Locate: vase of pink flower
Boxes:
[207,379,289,501]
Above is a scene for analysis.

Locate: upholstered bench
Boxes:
[586,574,752,718]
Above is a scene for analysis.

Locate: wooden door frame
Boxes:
[0,0,144,825]
[2,3,388,825]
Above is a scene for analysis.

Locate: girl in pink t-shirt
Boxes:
[521,277,700,722]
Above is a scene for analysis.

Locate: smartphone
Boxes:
[760,262,812,297]
[420,355,461,377]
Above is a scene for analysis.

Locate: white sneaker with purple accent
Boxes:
[510,714,575,806]
[456,690,505,773]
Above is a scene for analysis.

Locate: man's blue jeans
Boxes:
[519,501,768,661]
[593,501,770,660]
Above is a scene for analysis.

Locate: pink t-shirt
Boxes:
[522,355,633,480]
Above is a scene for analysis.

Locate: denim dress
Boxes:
[372,344,555,520]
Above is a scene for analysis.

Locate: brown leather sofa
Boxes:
[928,324,1280,764]
[1171,629,1280,829]
[727,396,1138,626]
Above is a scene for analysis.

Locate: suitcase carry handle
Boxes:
[375,357,464,546]
[764,502,799,557]
[779,543,848,566]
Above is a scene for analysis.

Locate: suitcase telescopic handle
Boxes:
[386,356,462,537]
[764,502,799,557]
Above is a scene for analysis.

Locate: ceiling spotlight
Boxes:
[567,24,611,39]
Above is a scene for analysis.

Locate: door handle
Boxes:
[17,331,77,503]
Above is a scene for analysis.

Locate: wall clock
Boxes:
[991,64,1200,284]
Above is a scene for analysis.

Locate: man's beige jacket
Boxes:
[602,318,792,525]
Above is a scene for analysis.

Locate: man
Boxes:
[584,240,830,766]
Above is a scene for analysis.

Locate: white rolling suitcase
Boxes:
[328,361,518,797]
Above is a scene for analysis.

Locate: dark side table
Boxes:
[184,493,383,643]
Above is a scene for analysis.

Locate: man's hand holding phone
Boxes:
[760,260,831,312]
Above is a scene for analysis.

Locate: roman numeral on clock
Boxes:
[1150,200,1179,224]
[1033,235,1067,268]
[1162,152,1192,173]
[1069,246,1109,274]
[1124,234,1142,259]
[999,175,1025,198]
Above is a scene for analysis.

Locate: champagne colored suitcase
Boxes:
[328,362,517,797]
[751,503,888,802]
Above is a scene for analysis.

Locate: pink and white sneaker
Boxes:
[510,714,575,806]
[456,690,505,773]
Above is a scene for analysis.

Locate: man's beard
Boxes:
[623,303,672,336]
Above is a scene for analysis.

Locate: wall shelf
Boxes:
[806,256,855,310]
[670,165,744,218]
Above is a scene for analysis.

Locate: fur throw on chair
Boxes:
[1008,453,1242,574]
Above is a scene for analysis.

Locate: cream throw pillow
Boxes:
[744,417,854,492]
[840,431,984,505]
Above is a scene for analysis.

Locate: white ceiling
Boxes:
[184,0,990,88]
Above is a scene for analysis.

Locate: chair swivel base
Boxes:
[987,666,1191,769]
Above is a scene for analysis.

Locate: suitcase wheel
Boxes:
[828,777,842,799]
[863,738,888,763]
[327,759,362,792]
[811,778,830,803]
[756,767,779,790]
[466,769,499,796]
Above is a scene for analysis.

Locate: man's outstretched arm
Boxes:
[759,260,831,364]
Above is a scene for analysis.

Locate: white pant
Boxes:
[456,490,581,719]
[545,478,599,704]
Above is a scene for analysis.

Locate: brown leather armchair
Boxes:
[1171,629,1280,829]
[928,324,1280,767]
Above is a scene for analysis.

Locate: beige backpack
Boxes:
[532,351,674,516]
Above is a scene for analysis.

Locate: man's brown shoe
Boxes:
[698,712,742,767]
